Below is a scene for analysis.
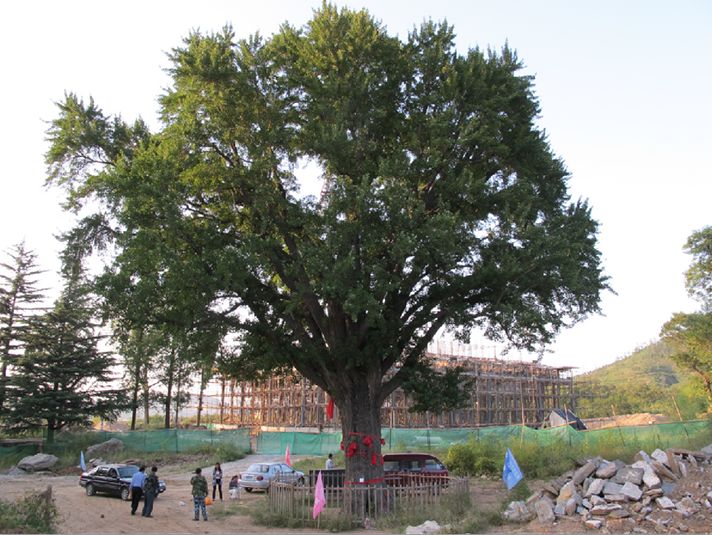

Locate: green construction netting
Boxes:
[0,428,252,459]
[255,421,711,455]
[2,421,708,461]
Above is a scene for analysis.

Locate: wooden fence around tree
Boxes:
[268,474,470,526]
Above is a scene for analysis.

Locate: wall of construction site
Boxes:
[196,352,576,429]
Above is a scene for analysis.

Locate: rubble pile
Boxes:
[504,446,712,533]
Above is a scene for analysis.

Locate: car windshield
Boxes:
[118,466,139,478]
[246,464,270,473]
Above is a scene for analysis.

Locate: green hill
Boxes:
[574,340,707,420]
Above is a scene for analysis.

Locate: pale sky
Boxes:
[1,1,710,373]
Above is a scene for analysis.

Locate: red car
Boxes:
[382,453,448,486]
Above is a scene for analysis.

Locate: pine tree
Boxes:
[4,268,124,443]
[0,242,45,411]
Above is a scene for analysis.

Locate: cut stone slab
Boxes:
[585,478,605,497]
[614,467,644,485]
[678,460,688,478]
[535,498,555,524]
[557,481,576,504]
[634,450,653,463]
[651,461,678,481]
[590,504,622,516]
[573,461,598,485]
[584,519,603,529]
[620,481,643,501]
[564,497,578,516]
[590,495,607,506]
[651,449,669,465]
[595,462,617,479]
[665,450,681,477]
[700,443,712,456]
[609,508,631,519]
[503,501,534,523]
[17,453,59,472]
[605,494,628,503]
[655,497,675,509]
[632,461,662,489]
[603,481,623,495]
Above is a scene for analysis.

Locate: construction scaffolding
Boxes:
[197,349,576,429]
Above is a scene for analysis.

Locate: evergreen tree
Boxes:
[0,242,45,412]
[4,268,124,443]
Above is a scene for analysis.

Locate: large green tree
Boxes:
[46,6,607,482]
[661,226,712,407]
[4,268,124,443]
[0,242,45,412]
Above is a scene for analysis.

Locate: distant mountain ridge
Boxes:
[574,340,705,419]
[579,340,679,387]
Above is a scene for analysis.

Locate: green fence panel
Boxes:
[45,428,251,456]
[257,431,342,455]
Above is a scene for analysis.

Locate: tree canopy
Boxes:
[4,267,124,443]
[661,226,712,408]
[46,5,607,480]
[0,242,45,412]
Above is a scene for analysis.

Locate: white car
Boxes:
[238,462,305,492]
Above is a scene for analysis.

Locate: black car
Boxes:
[79,464,166,500]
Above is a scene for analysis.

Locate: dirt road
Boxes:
[1,455,326,534]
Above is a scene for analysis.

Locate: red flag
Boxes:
[326,397,334,420]
[312,471,326,519]
[285,444,291,466]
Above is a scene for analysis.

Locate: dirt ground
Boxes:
[2,454,522,535]
[1,455,340,534]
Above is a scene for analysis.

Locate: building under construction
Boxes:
[204,347,576,429]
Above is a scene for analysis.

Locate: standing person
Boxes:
[130,465,146,516]
[212,462,223,501]
[325,453,335,470]
[141,466,159,518]
[191,467,209,521]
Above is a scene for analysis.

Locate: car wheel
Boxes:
[85,483,95,496]
[121,487,130,501]
[245,488,252,493]
[296,477,305,487]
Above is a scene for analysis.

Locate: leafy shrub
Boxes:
[0,487,58,533]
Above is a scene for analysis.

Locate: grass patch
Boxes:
[376,488,471,530]
[0,487,58,533]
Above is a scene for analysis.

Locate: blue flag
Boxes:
[502,448,523,490]
[80,450,86,472]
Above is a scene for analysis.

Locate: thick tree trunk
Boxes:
[337,374,387,517]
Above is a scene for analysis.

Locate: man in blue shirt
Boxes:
[130,465,146,515]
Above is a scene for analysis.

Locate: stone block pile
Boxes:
[503,446,712,532]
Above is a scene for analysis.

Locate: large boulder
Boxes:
[86,438,124,458]
[17,453,59,472]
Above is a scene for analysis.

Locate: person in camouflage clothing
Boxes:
[141,466,159,517]
[190,467,209,521]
